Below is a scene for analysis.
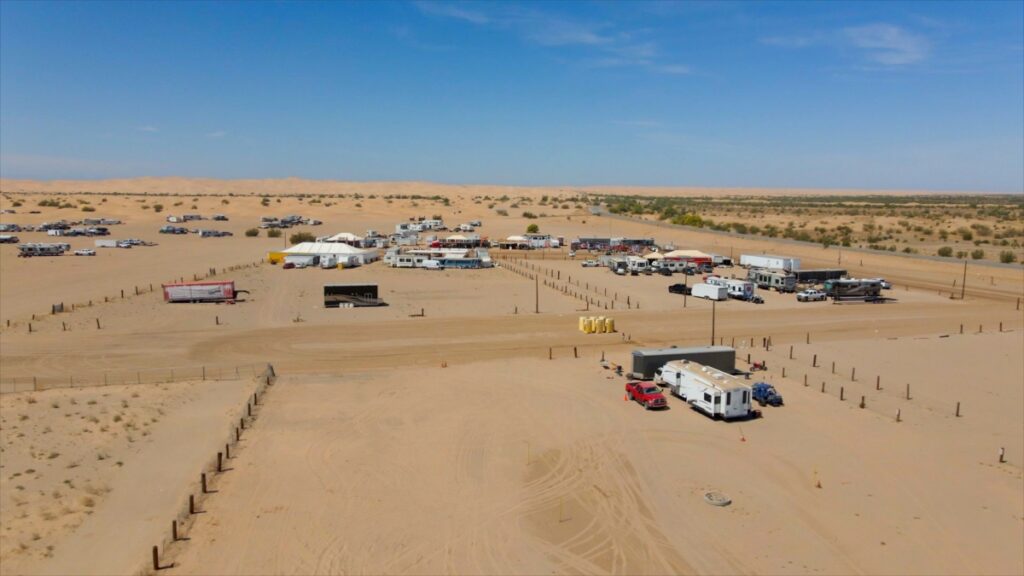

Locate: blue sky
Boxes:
[1,1,1022,191]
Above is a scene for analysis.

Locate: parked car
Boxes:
[73,249,96,256]
[658,267,673,276]
[668,283,692,295]
[282,262,296,269]
[581,260,599,267]
[212,214,229,221]
[748,294,765,304]
[871,278,893,289]
[625,381,668,410]
[116,240,133,249]
[751,382,784,406]
[0,235,20,244]
[797,289,827,302]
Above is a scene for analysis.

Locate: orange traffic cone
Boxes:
[623,392,629,401]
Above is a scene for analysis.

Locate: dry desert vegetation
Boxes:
[0,177,1021,576]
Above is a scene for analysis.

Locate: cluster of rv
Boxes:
[159,225,233,237]
[166,214,230,223]
[2,219,122,236]
[383,247,493,270]
[257,215,322,229]
[627,346,769,421]
[738,253,888,302]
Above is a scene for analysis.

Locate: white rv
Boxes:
[627,256,648,272]
[725,279,754,300]
[691,283,728,301]
[657,360,752,420]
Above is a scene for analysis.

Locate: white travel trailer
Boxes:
[657,360,752,420]
[627,255,648,272]
[725,279,754,300]
[691,283,728,301]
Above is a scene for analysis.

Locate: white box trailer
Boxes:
[739,254,800,271]
[691,283,728,301]
[658,360,753,420]
[95,239,118,248]
[162,281,238,303]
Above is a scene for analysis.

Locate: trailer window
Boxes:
[703,393,711,403]
[726,392,732,404]
[743,391,749,403]
[714,395,721,406]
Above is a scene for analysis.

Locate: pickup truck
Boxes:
[625,381,668,410]
[796,289,827,302]
[668,283,691,295]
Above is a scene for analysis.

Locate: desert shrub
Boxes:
[267,228,282,238]
[937,246,953,257]
[12,200,23,207]
[526,223,539,234]
[970,249,985,260]
[957,227,973,241]
[999,250,1018,264]
[244,228,259,237]
[81,206,95,212]
[153,204,163,213]
[289,232,316,245]
[495,209,509,216]
[260,197,270,207]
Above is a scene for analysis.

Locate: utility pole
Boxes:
[710,299,716,346]
[960,260,967,300]
[535,274,539,314]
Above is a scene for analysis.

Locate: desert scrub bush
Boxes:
[267,228,282,238]
[970,249,985,260]
[495,209,509,216]
[81,206,95,212]
[289,232,316,245]
[999,250,1018,264]
[245,228,259,237]
[937,246,953,257]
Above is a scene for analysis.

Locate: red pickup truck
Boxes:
[625,381,668,410]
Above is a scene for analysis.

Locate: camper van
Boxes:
[658,360,753,420]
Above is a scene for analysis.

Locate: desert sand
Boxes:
[0,178,1021,575]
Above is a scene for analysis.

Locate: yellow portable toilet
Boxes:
[595,316,607,333]
[578,316,587,333]
[583,317,593,334]
[605,317,615,333]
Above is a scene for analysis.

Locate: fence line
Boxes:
[0,363,266,395]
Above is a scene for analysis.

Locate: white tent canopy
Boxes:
[663,249,711,259]
[324,232,363,243]
[284,242,372,256]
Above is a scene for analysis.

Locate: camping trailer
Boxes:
[631,346,736,380]
[748,268,797,293]
[658,360,753,420]
[725,279,755,300]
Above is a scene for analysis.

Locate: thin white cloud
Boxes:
[761,23,931,68]
[415,3,690,76]
[843,24,930,66]
[414,1,489,25]
[137,125,159,133]
[206,130,227,139]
